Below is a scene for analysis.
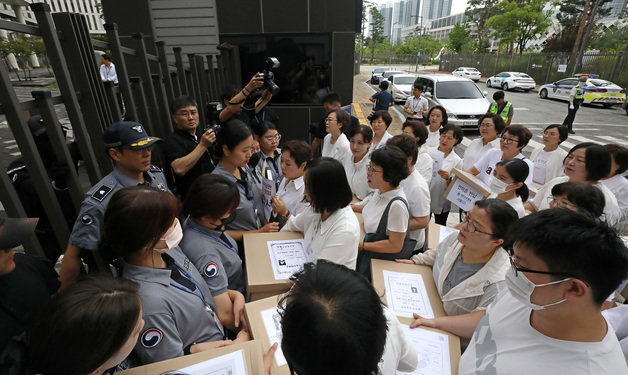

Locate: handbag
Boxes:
[356,196,417,279]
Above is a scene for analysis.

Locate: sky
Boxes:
[368,0,470,15]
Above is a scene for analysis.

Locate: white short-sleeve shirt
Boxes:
[371,131,394,151]
[399,169,431,248]
[463,138,500,171]
[473,149,534,187]
[322,133,351,162]
[426,129,440,148]
[277,176,309,216]
[362,188,409,234]
[415,145,434,184]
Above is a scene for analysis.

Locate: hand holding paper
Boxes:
[437,169,450,180]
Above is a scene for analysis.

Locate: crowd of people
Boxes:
[1,75,628,375]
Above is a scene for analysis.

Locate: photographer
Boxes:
[218,74,273,125]
[164,96,217,199]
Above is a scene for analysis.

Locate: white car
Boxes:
[538,76,627,108]
[452,67,481,82]
[380,70,404,84]
[388,74,418,102]
[486,72,536,92]
[414,74,491,129]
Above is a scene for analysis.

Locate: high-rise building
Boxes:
[422,0,452,21]
[604,0,627,17]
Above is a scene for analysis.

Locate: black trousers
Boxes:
[562,100,582,131]
[433,211,450,226]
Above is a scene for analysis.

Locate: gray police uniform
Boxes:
[68,166,169,250]
[122,247,224,365]
[180,217,246,295]
[210,162,263,231]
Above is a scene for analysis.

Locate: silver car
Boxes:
[414,74,491,129]
[388,74,418,102]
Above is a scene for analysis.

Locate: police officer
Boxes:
[487,90,513,127]
[57,121,169,290]
[563,75,587,134]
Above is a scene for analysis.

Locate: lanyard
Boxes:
[169,264,208,305]
[187,225,237,254]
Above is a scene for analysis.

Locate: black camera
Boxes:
[256,57,280,96]
[204,102,222,133]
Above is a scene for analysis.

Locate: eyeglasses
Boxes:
[325,117,337,123]
[366,164,383,174]
[547,195,577,209]
[500,136,518,144]
[264,134,282,142]
[478,123,494,129]
[508,254,579,279]
[176,110,198,117]
[460,212,494,236]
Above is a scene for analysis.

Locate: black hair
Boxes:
[387,134,419,165]
[507,209,628,306]
[215,119,253,158]
[370,110,392,128]
[477,113,506,135]
[281,140,313,166]
[170,95,198,115]
[349,124,374,144]
[101,53,111,61]
[551,182,605,219]
[379,80,389,90]
[604,144,628,175]
[492,90,505,101]
[413,83,424,91]
[28,276,141,375]
[544,124,569,144]
[402,119,428,147]
[427,105,448,127]
[496,158,530,201]
[279,260,387,375]
[439,124,463,146]
[474,198,519,247]
[252,120,278,138]
[370,146,409,187]
[322,92,341,106]
[304,157,352,214]
[503,125,532,148]
[564,142,611,181]
[220,84,241,102]
[332,108,351,132]
[184,174,240,220]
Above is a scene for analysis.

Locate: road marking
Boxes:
[596,135,628,147]
[526,139,543,150]
[560,141,576,150]
[517,108,529,111]
[352,103,367,124]
[569,135,601,144]
[6,144,18,149]
[3,140,16,144]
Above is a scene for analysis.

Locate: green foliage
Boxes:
[592,24,628,52]
[465,0,500,53]
[487,0,553,54]
[369,6,386,63]
[0,35,44,58]
[447,23,473,53]
[543,0,611,52]
[394,32,442,58]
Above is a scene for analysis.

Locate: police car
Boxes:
[538,74,627,108]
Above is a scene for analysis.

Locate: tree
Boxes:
[395,33,442,58]
[465,0,499,53]
[369,6,385,64]
[591,24,628,52]
[447,23,473,53]
[487,0,553,54]
[543,0,611,53]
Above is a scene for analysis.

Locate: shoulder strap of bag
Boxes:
[374,196,409,236]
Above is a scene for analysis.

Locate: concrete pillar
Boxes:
[12,4,40,68]
[0,29,19,70]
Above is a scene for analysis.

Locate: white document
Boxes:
[164,349,247,375]
[261,307,287,367]
[267,239,307,280]
[428,149,445,180]
[383,270,434,319]
[437,226,458,244]
[397,326,451,375]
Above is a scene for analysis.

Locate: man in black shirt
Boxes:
[164,96,217,199]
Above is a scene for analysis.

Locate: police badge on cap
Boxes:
[103,121,162,150]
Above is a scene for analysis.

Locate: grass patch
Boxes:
[44,83,59,89]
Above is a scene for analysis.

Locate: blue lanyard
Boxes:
[187,225,237,255]
[169,264,207,306]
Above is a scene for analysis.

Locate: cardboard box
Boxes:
[117,340,265,375]
[426,221,460,250]
[244,295,290,375]
[370,259,461,375]
[443,168,491,212]
[244,232,303,301]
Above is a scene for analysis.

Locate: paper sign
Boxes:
[532,164,546,185]
[438,226,458,244]
[261,176,276,221]
[163,349,247,375]
[383,270,434,319]
[445,179,485,212]
[428,148,444,180]
[260,308,287,367]
[557,64,567,73]
[267,239,307,280]
[397,326,451,375]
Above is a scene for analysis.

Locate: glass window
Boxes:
[435,81,483,99]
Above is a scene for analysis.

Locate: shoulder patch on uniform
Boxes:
[150,165,163,173]
[141,328,163,348]
[80,213,94,225]
[90,185,113,202]
[204,262,219,278]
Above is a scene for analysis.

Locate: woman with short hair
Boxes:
[271,140,313,221]
[370,110,394,151]
[549,181,605,219]
[529,124,568,186]
[402,119,433,183]
[462,114,504,171]
[322,109,351,162]
[343,125,375,200]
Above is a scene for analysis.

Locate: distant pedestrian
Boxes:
[562,76,587,134]
[100,54,124,117]
[370,80,393,112]
[403,83,429,121]
[487,90,513,127]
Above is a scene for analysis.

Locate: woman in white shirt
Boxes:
[370,110,394,151]
[462,114,504,171]
[321,109,351,162]
[343,125,375,200]
[428,124,464,226]
[281,157,360,269]
[397,199,518,316]
[529,124,568,186]
[272,140,313,221]
[525,142,621,228]
[602,144,628,233]
[402,119,433,183]
[425,105,448,148]
[490,159,529,218]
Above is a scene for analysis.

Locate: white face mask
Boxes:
[505,268,571,310]
[154,219,183,254]
[489,175,511,195]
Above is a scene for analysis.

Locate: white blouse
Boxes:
[343,152,374,200]
[415,145,434,184]
[322,133,351,162]
[463,138,500,171]
[362,188,409,234]
[277,176,309,216]
[370,131,394,151]
[428,147,463,214]
[529,147,567,186]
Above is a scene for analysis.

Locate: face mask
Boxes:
[154,219,183,253]
[489,176,511,195]
[505,269,571,310]
[214,212,236,231]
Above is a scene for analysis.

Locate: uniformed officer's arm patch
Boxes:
[140,328,164,348]
[204,262,219,278]
[90,185,113,202]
